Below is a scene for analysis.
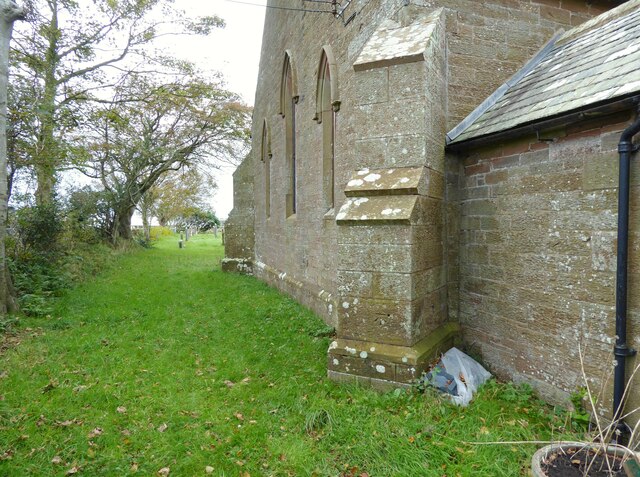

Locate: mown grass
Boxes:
[0,234,583,476]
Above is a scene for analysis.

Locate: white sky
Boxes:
[157,0,267,220]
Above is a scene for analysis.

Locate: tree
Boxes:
[0,0,23,314]
[10,0,223,205]
[76,75,249,242]
[180,208,219,233]
[146,167,216,227]
[138,167,216,241]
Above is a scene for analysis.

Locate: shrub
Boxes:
[149,226,173,241]
[12,202,64,261]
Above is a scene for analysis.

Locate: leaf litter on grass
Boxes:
[0,235,591,475]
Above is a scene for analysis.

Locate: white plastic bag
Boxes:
[440,347,492,406]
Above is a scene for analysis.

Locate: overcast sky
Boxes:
[164,0,267,220]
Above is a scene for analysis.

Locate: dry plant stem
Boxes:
[578,343,614,476]
[461,440,560,445]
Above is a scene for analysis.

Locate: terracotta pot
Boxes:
[531,441,640,477]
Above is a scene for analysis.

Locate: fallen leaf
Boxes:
[66,466,80,475]
[241,377,251,384]
[223,380,235,388]
[57,419,82,427]
[51,456,62,465]
[234,413,244,421]
[0,371,8,379]
[157,467,170,476]
[249,420,257,424]
[479,426,490,435]
[157,423,168,433]
[408,436,415,443]
[205,466,214,474]
[73,385,87,393]
[42,381,57,393]
[117,406,127,414]
[88,428,103,438]
[0,450,12,461]
[130,462,139,472]
[36,415,46,427]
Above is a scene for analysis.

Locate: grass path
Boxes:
[1,235,577,476]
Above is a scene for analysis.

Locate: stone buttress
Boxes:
[327,9,459,389]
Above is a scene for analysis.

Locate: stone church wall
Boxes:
[449,109,640,415]
[226,0,615,388]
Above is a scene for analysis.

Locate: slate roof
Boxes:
[447,0,640,145]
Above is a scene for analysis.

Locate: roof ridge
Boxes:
[557,0,640,46]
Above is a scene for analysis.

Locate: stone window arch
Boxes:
[280,50,298,217]
[261,119,272,219]
[314,45,340,211]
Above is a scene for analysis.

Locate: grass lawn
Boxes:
[0,234,582,476]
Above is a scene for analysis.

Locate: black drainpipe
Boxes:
[613,110,640,441]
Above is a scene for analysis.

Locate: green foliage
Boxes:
[65,186,114,242]
[12,202,64,260]
[179,209,220,232]
[149,226,173,241]
[8,203,67,316]
[308,324,335,338]
[9,258,67,317]
[0,315,18,334]
[570,387,591,429]
[304,409,333,434]
[6,199,119,316]
[132,229,153,249]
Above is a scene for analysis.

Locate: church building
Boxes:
[224,0,640,424]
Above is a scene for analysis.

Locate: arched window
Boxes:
[261,120,272,219]
[280,51,299,217]
[314,46,340,211]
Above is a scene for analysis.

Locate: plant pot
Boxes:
[531,441,640,477]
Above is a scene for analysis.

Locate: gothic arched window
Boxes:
[261,120,272,218]
[280,51,299,217]
[314,46,340,211]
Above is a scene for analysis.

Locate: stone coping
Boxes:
[329,322,460,366]
[344,167,424,197]
[335,195,418,224]
[353,8,444,71]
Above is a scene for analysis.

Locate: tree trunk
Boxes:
[34,2,60,206]
[0,0,23,315]
[141,204,150,242]
[116,206,135,241]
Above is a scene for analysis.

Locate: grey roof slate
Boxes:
[448,0,640,145]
